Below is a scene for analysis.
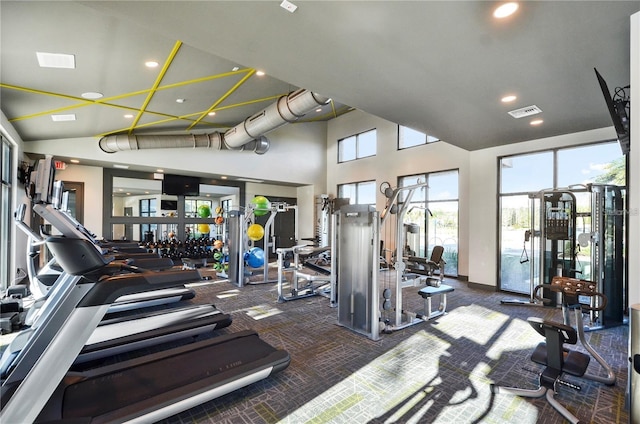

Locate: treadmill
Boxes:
[0,235,290,423]
[3,203,233,370]
[34,199,198,311]
[15,202,197,314]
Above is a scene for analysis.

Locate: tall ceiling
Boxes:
[1,1,638,152]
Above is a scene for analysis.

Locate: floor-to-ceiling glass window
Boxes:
[1,136,13,288]
[498,141,625,294]
[400,170,459,276]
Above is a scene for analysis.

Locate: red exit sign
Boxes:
[54,160,66,170]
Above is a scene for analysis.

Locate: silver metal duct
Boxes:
[223,89,330,149]
[98,89,330,154]
[99,132,223,154]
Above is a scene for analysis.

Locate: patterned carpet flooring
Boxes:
[156,271,630,424]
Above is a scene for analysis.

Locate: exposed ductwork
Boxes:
[98,132,223,154]
[98,89,330,155]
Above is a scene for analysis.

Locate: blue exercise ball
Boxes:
[245,247,265,268]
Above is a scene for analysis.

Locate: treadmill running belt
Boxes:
[37,330,290,422]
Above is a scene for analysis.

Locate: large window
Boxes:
[1,136,13,289]
[338,129,377,162]
[338,180,376,205]
[498,140,625,294]
[400,170,459,276]
[398,126,440,149]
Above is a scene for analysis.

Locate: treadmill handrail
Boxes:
[77,270,201,307]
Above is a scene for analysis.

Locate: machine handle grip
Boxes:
[533,276,607,312]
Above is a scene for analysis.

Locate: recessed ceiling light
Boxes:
[315,108,322,112]
[124,114,134,119]
[81,92,103,100]
[530,119,544,126]
[156,169,164,173]
[232,66,240,72]
[220,176,228,180]
[36,52,75,69]
[70,159,80,164]
[176,98,186,103]
[494,2,519,19]
[501,95,517,103]
[51,114,76,122]
[256,70,265,76]
[113,164,129,169]
[145,61,159,68]
[208,112,216,116]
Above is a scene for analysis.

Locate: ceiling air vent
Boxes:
[508,105,542,119]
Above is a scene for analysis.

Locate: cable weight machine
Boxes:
[333,180,442,341]
[503,185,626,330]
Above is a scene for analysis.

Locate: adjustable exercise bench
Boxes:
[417,284,454,320]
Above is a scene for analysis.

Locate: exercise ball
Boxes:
[197,223,210,234]
[213,239,223,249]
[247,223,265,241]
[213,251,223,261]
[197,204,211,218]
[245,247,265,268]
[215,216,224,225]
[252,196,270,217]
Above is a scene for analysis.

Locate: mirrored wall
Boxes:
[103,169,244,243]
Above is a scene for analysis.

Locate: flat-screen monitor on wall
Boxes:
[595,68,630,155]
[160,199,178,210]
[162,174,200,196]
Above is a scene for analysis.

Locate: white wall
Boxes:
[25,122,328,187]
[326,110,471,277]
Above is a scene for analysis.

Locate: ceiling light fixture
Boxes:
[220,176,228,180]
[316,108,322,112]
[493,2,519,19]
[51,114,76,122]
[232,66,240,72]
[124,114,134,119]
[145,61,159,68]
[81,92,103,100]
[176,98,185,103]
[113,164,129,169]
[156,169,164,173]
[208,112,216,116]
[36,52,75,68]
[70,159,80,164]
[280,0,298,13]
[530,119,544,126]
[501,95,517,103]
[256,70,265,76]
